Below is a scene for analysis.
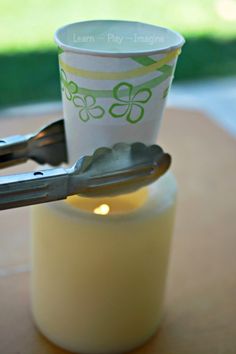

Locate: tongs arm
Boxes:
[0,134,32,168]
[0,143,171,211]
[0,168,69,210]
[0,119,67,169]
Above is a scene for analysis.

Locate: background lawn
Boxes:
[1,0,236,108]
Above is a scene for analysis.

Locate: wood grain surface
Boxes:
[0,108,235,354]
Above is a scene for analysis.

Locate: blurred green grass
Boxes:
[1,0,235,52]
[0,0,236,108]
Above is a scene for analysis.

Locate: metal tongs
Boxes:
[0,119,67,168]
[0,119,171,210]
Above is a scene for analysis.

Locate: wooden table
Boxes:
[0,108,236,354]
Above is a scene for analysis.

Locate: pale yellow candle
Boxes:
[30,172,177,354]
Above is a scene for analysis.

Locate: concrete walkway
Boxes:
[168,76,236,137]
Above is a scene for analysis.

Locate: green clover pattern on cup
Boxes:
[60,69,154,124]
[60,69,105,122]
[109,82,152,124]
[73,95,105,122]
[60,69,78,101]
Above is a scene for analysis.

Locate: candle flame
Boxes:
[93,204,110,215]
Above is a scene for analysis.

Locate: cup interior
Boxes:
[55,20,184,56]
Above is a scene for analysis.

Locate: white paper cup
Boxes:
[55,20,184,163]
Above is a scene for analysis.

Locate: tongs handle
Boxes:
[0,168,69,210]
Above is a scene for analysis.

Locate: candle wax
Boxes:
[31,172,177,354]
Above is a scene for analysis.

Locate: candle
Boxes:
[31,172,177,354]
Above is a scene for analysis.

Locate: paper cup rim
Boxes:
[54,19,185,58]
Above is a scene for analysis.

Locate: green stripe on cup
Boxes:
[58,49,179,81]
[70,65,172,98]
